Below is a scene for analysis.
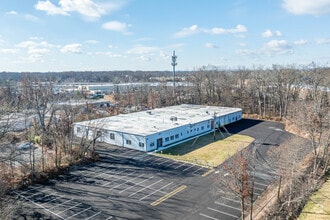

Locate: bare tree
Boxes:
[213,148,254,219]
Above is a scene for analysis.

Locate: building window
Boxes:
[207,125,210,128]
[197,128,199,131]
[126,140,132,145]
[110,133,115,140]
[170,135,174,140]
[175,134,179,139]
[150,142,155,147]
[139,142,144,148]
[187,131,189,134]
[77,127,81,133]
[165,137,169,142]
[201,126,204,130]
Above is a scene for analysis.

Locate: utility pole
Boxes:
[171,50,177,99]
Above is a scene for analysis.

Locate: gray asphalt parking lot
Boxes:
[14,143,210,219]
[14,119,309,220]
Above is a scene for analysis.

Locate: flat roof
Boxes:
[74,104,242,136]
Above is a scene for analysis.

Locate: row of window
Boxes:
[125,139,144,148]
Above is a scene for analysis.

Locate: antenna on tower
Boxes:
[171,50,177,99]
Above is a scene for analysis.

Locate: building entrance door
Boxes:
[156,138,163,149]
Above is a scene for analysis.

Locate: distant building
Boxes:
[73,104,242,152]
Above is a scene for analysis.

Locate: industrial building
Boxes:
[73,104,242,152]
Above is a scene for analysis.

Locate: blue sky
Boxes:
[0,0,330,72]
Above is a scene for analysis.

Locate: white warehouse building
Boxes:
[73,104,242,152]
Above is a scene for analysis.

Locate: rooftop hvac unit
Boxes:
[170,116,177,121]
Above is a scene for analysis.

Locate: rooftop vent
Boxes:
[170,116,178,121]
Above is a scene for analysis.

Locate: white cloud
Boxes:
[85,40,99,44]
[102,21,131,33]
[35,0,123,20]
[59,0,106,19]
[127,45,159,55]
[262,29,283,38]
[173,25,199,38]
[35,0,69,16]
[24,14,40,22]
[95,51,125,58]
[6,11,18,15]
[236,49,258,56]
[0,48,18,54]
[15,39,55,63]
[173,24,247,38]
[139,55,151,61]
[237,40,293,58]
[315,38,330,44]
[60,43,82,53]
[282,0,330,16]
[160,51,170,59]
[27,48,50,55]
[16,40,38,48]
[294,40,308,45]
[205,43,218,48]
[207,24,247,34]
[262,40,293,55]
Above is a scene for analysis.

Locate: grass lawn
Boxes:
[299,174,330,220]
[156,133,254,167]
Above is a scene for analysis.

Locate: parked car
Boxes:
[17,142,35,151]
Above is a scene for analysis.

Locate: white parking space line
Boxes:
[253,185,265,192]
[119,176,153,194]
[94,169,114,178]
[148,157,165,163]
[139,182,173,201]
[43,195,64,206]
[112,173,144,190]
[214,201,240,211]
[37,192,58,202]
[174,163,186,169]
[84,211,102,220]
[253,181,268,188]
[155,159,169,165]
[163,160,180,168]
[101,169,129,187]
[56,202,81,215]
[105,216,113,220]
[67,207,92,219]
[26,188,51,199]
[50,198,73,209]
[129,179,163,198]
[22,185,44,194]
[13,191,65,220]
[183,164,195,171]
[221,196,240,204]
[199,213,219,220]
[207,207,240,218]
[193,166,204,174]
[142,157,154,162]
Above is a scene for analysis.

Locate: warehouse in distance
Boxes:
[73,104,242,152]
